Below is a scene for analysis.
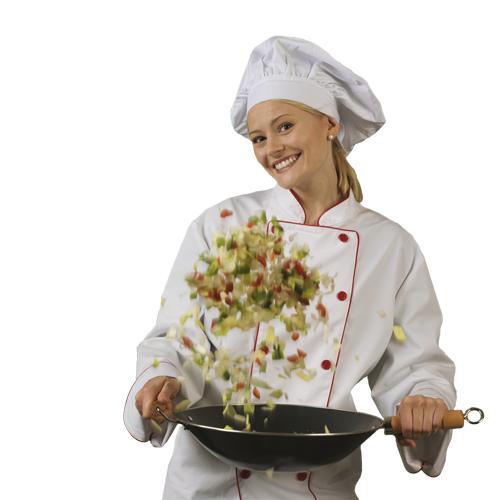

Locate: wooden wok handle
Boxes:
[384,408,484,435]
[150,400,177,424]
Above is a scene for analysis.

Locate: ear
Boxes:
[326,117,340,139]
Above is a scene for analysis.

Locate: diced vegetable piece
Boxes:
[175,399,191,411]
[266,399,276,409]
[250,377,273,389]
[253,387,260,399]
[265,326,275,344]
[259,359,267,374]
[316,303,327,318]
[287,354,299,362]
[393,325,406,341]
[297,348,307,358]
[377,310,386,318]
[333,343,342,352]
[324,425,330,434]
[220,209,233,218]
[233,414,246,430]
[166,324,177,339]
[267,467,274,478]
[150,419,163,434]
[152,357,160,367]
[224,425,233,430]
[295,370,317,382]
[244,403,255,416]
[269,389,283,399]
[291,332,299,341]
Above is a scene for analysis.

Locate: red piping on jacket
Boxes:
[308,473,318,499]
[289,188,350,225]
[265,217,359,408]
[137,361,181,380]
[249,323,262,379]
[244,194,359,499]
[235,468,242,499]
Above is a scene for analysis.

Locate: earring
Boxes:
[328,135,334,140]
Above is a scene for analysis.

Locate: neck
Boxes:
[291,176,344,226]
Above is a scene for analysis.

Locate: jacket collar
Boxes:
[271,183,360,227]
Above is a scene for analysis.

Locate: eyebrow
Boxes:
[248,114,294,136]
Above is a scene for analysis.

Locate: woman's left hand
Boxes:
[395,395,448,449]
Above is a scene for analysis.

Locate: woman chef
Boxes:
[124,36,456,499]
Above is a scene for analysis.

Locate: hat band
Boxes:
[246,77,340,123]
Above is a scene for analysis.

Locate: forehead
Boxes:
[247,100,307,128]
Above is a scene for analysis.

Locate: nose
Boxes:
[266,134,284,161]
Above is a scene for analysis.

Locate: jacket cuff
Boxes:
[123,361,181,444]
[397,429,453,477]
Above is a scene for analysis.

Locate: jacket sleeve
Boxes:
[368,238,457,476]
[123,220,211,447]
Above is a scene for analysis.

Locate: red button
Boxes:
[240,469,251,479]
[297,472,308,481]
[337,291,347,301]
[321,360,332,370]
[339,233,349,242]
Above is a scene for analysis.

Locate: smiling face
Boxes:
[247,100,340,192]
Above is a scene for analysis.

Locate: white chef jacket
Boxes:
[124,184,456,500]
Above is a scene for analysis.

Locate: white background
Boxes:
[0,1,492,500]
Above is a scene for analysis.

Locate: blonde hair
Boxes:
[269,99,363,203]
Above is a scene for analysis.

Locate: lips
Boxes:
[273,153,301,171]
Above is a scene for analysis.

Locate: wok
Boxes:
[151,402,483,473]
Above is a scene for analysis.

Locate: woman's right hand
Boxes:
[135,376,181,424]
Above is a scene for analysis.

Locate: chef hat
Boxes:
[230,36,385,155]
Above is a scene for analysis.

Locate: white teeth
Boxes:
[275,155,298,170]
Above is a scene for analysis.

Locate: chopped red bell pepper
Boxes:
[225,281,234,293]
[260,345,269,355]
[236,382,245,390]
[220,209,233,218]
[183,337,194,348]
[247,222,255,228]
[251,272,264,288]
[287,354,299,362]
[256,358,262,366]
[294,262,304,275]
[297,349,307,358]
[253,387,260,399]
[291,332,300,341]
[316,303,326,318]
[257,255,267,268]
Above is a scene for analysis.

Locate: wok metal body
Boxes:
[159,404,384,472]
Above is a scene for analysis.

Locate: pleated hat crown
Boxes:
[230,36,386,155]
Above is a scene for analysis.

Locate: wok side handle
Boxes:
[150,400,178,425]
[383,408,484,435]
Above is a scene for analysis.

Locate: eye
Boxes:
[279,123,292,132]
[252,123,292,144]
